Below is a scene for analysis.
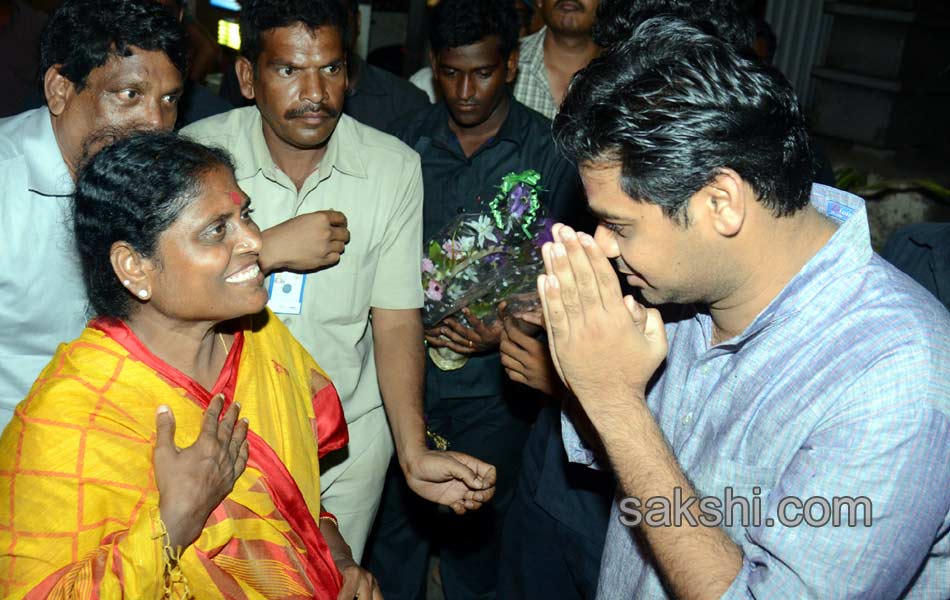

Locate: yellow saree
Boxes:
[0,309,348,599]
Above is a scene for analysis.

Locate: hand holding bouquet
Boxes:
[422,170,553,370]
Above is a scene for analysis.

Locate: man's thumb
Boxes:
[155,405,176,449]
[624,295,647,334]
[644,308,669,354]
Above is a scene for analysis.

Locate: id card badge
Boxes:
[267,272,306,315]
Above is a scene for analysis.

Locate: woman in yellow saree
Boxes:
[0,132,380,599]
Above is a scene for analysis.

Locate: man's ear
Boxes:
[110,241,157,301]
[505,49,520,84]
[235,57,257,101]
[699,168,746,238]
[44,65,74,116]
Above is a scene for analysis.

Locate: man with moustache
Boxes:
[0,0,188,432]
[513,0,600,119]
[362,1,579,598]
[182,0,497,563]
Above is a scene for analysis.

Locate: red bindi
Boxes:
[229,191,243,206]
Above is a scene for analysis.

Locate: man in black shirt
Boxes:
[363,1,580,598]
[340,0,430,134]
[883,223,950,311]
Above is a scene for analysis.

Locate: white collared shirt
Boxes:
[0,107,88,431]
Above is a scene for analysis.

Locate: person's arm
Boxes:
[371,307,427,467]
[319,515,382,600]
[369,154,496,512]
[258,210,350,275]
[538,224,742,598]
[372,308,497,514]
[580,391,743,598]
[717,401,950,598]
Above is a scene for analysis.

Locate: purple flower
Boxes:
[508,183,529,219]
[535,218,556,248]
[421,258,435,273]
[425,280,444,302]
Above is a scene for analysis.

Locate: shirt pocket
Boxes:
[691,457,778,545]
[305,251,377,326]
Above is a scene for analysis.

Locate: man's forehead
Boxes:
[579,163,639,218]
[579,161,623,185]
[87,47,180,83]
[261,23,344,56]
[436,37,505,69]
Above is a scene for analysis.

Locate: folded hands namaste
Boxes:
[537,223,669,416]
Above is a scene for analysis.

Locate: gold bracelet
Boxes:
[155,516,191,599]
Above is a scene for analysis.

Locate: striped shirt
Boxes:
[563,184,950,598]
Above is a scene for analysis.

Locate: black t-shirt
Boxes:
[343,56,431,136]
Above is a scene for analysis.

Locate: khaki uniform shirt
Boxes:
[183,107,424,424]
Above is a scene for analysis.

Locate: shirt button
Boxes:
[682,412,693,425]
[457,207,465,214]
[702,365,711,376]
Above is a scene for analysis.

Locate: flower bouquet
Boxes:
[422,170,553,370]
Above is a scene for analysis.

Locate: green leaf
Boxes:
[428,240,442,260]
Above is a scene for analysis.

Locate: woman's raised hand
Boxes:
[153,394,249,549]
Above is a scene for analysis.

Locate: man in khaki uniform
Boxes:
[183,0,496,562]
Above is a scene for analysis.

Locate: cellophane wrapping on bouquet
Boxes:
[421,170,554,331]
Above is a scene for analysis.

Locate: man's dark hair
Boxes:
[592,0,753,52]
[39,0,188,91]
[429,0,520,57]
[240,0,349,64]
[554,17,815,222]
[73,131,234,319]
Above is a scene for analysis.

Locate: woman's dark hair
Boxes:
[429,0,520,58]
[240,0,349,65]
[592,0,753,52]
[40,0,189,91]
[554,17,815,224]
[73,131,234,319]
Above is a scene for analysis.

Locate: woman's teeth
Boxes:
[226,264,260,283]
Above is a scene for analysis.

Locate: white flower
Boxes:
[458,235,476,252]
[465,216,498,246]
